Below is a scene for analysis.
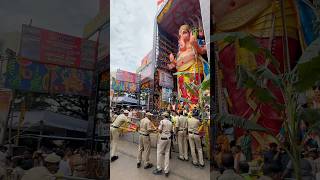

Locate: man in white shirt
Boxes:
[110,110,136,162]
[153,112,173,177]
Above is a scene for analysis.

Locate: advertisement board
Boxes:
[0,89,12,144]
[20,25,96,70]
[50,66,93,96]
[162,87,172,102]
[140,63,154,81]
[6,58,93,96]
[158,70,173,89]
[111,77,139,93]
[6,59,50,92]
[116,70,137,83]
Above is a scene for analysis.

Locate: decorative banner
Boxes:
[20,25,96,70]
[116,70,138,83]
[162,87,172,102]
[0,89,12,144]
[6,59,50,92]
[50,66,93,96]
[158,70,173,89]
[111,77,139,93]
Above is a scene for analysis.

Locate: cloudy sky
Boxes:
[110,0,157,73]
[0,0,99,37]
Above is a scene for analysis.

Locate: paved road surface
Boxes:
[110,133,210,180]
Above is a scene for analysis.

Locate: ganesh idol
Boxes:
[168,24,207,108]
[213,0,317,143]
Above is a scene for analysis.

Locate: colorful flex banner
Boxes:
[6,59,93,96]
[111,77,139,93]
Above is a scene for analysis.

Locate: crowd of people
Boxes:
[213,128,320,180]
[110,106,210,177]
[0,145,108,180]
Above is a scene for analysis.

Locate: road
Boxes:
[110,133,210,180]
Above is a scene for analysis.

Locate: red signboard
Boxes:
[20,25,96,70]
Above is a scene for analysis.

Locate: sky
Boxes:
[0,0,99,37]
[110,0,157,73]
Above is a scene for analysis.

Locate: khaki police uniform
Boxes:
[188,116,204,166]
[156,118,173,173]
[176,115,188,160]
[111,113,130,158]
[137,117,152,166]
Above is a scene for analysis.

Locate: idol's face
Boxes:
[180,30,190,41]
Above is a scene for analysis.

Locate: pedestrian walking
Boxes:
[136,111,154,169]
[188,109,205,168]
[153,112,173,177]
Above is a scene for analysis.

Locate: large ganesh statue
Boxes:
[168,23,207,108]
[213,0,317,147]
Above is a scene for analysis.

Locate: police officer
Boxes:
[176,110,189,161]
[188,109,205,168]
[110,109,136,162]
[153,112,173,177]
[137,111,154,169]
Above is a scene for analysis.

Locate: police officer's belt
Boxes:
[160,137,171,140]
[188,131,199,135]
[111,125,119,128]
[139,132,149,136]
[178,128,186,131]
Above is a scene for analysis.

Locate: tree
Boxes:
[12,92,90,120]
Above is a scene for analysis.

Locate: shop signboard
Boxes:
[20,25,96,70]
[158,70,173,89]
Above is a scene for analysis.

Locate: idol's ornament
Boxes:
[168,23,207,108]
[214,0,317,147]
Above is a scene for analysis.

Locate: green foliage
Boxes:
[295,56,320,92]
[238,36,261,54]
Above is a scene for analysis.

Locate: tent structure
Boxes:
[11,110,88,133]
